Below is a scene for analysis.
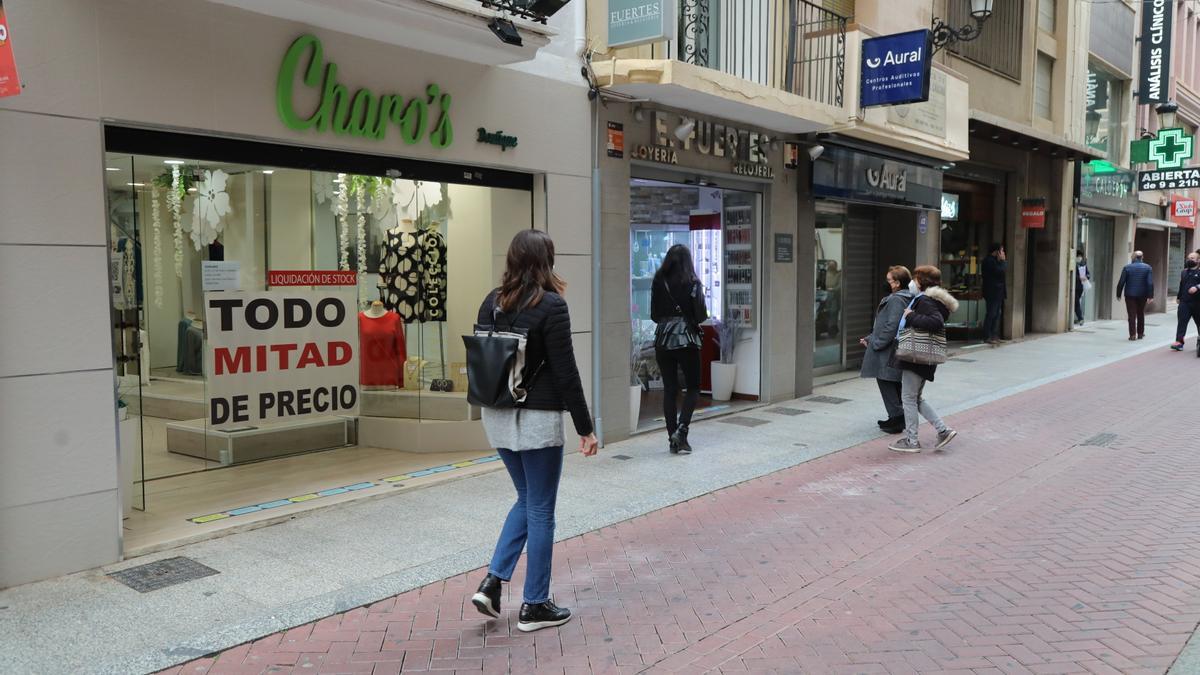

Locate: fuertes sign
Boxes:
[205,290,359,428]
[860,29,932,108]
[608,0,675,49]
[1137,0,1173,104]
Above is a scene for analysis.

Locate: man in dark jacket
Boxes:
[1116,251,1154,340]
[981,243,1006,344]
[1172,251,1200,354]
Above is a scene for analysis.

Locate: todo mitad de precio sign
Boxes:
[205,290,359,429]
[276,34,452,148]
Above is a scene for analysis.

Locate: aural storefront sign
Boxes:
[205,290,360,428]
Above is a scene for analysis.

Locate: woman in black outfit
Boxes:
[469,230,598,633]
[651,245,708,455]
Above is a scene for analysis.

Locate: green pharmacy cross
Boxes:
[1149,129,1193,170]
[1131,128,1195,170]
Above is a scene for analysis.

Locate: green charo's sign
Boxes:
[276,34,453,149]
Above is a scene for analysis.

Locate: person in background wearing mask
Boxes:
[860,266,914,434]
[1074,249,1091,327]
[1172,251,1200,354]
[982,243,1007,344]
[1116,251,1154,341]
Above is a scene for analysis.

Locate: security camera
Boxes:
[807,144,825,161]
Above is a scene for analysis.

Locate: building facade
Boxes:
[0,0,595,589]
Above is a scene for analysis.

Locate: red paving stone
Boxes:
[168,344,1200,674]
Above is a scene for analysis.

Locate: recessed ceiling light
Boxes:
[127,182,145,187]
[262,170,275,174]
[163,160,185,165]
[188,187,198,192]
[106,167,121,172]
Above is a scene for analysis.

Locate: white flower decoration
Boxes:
[190,169,233,249]
[313,172,336,205]
[391,179,417,218]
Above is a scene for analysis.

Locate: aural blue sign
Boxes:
[861,29,932,108]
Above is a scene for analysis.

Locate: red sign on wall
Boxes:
[0,1,22,99]
[268,270,357,286]
[1020,198,1046,229]
[1172,197,1196,229]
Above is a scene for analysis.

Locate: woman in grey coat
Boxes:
[859,266,913,434]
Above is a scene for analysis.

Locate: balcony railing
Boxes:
[676,0,847,108]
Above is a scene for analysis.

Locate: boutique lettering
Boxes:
[276,34,453,148]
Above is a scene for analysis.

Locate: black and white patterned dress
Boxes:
[379,227,447,323]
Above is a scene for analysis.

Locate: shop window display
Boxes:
[939,178,997,342]
[105,148,531,522]
[628,179,762,433]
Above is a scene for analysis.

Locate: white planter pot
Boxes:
[630,385,643,429]
[711,362,737,402]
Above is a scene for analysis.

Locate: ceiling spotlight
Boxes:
[673,119,696,143]
[488,17,522,46]
[163,160,185,165]
[991,133,1000,140]
[942,162,956,170]
[106,167,120,172]
[126,182,145,187]
[807,144,825,161]
[262,170,275,175]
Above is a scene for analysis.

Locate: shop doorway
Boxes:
[1076,214,1115,322]
[104,128,534,552]
[940,177,1002,344]
[628,177,763,433]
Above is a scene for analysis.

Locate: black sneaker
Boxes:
[668,430,680,454]
[518,600,572,632]
[675,425,692,454]
[471,573,502,619]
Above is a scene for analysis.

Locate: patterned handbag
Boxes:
[895,296,947,365]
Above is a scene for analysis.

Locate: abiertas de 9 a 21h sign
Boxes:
[860,29,932,108]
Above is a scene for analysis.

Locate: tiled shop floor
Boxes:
[166,340,1200,674]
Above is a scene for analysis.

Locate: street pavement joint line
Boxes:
[639,438,1095,673]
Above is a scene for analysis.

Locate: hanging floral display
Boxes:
[190,169,233,250]
[169,166,184,277]
[355,182,368,298]
[313,172,336,205]
[150,186,164,309]
[335,173,350,270]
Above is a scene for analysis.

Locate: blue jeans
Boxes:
[489,445,564,604]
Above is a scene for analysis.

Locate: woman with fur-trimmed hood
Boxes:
[888,265,960,453]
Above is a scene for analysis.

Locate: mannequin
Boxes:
[364,299,387,318]
[359,298,407,388]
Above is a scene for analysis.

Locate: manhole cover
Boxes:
[1082,433,1118,448]
[611,454,632,460]
[807,395,851,405]
[109,557,219,593]
[719,416,770,428]
[766,407,810,416]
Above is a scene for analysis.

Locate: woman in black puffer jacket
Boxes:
[469,230,598,634]
[888,265,960,454]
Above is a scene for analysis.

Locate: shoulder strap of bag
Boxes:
[662,278,697,326]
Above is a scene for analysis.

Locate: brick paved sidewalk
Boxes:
[166,345,1200,675]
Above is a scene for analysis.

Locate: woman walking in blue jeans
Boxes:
[470,230,599,632]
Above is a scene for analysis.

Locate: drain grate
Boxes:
[1082,433,1118,448]
[766,407,810,416]
[611,454,632,460]
[950,357,977,363]
[719,416,771,428]
[807,395,851,405]
[1074,330,1096,334]
[109,556,219,593]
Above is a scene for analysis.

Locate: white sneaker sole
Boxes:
[471,592,500,619]
[935,430,958,450]
[517,616,572,632]
[888,444,921,453]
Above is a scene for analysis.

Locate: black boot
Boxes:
[471,573,502,618]
[668,428,680,454]
[673,425,692,454]
[880,416,904,434]
[518,600,572,632]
